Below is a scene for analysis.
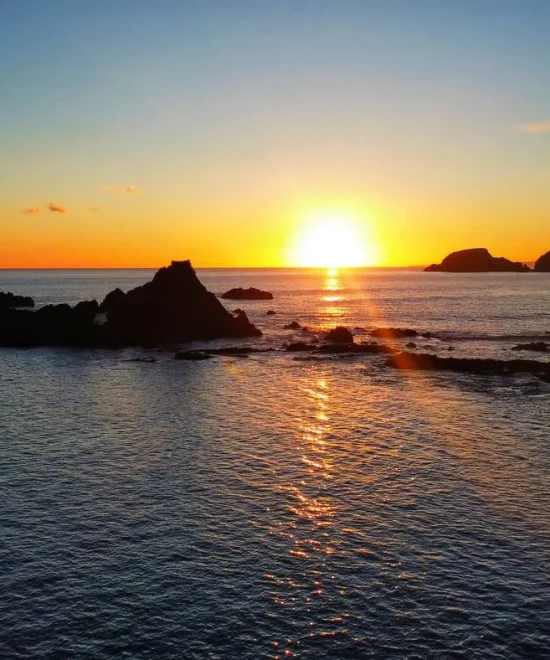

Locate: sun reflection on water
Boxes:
[268,374,353,657]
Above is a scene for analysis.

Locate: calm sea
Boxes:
[1,268,550,659]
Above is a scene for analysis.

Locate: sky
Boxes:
[1,0,550,267]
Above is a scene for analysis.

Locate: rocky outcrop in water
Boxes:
[534,251,550,272]
[386,351,550,377]
[0,260,261,347]
[221,287,273,300]
[371,327,418,339]
[424,248,530,272]
[284,321,301,330]
[0,292,34,310]
[324,327,354,343]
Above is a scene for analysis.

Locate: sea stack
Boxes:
[0,260,262,347]
[424,248,530,272]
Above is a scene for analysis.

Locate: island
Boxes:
[0,260,261,347]
[534,251,550,272]
[424,248,530,272]
[221,287,273,300]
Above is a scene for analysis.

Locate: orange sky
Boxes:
[2,3,550,268]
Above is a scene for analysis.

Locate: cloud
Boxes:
[103,184,142,194]
[22,206,41,215]
[518,121,550,133]
[48,202,66,213]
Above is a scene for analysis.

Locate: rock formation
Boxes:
[386,351,550,377]
[0,260,261,347]
[324,327,354,343]
[425,248,530,272]
[0,292,34,310]
[221,287,273,300]
[534,251,550,272]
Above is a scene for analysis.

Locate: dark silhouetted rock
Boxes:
[175,351,213,360]
[221,287,273,300]
[0,260,262,347]
[371,327,418,339]
[424,248,530,272]
[284,321,301,330]
[512,342,549,353]
[405,342,417,349]
[534,251,550,272]
[386,351,550,377]
[266,310,276,315]
[0,292,34,310]
[324,327,353,343]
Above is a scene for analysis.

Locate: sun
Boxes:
[288,210,379,268]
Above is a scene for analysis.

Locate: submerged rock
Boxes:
[424,248,530,273]
[324,327,354,343]
[286,341,316,352]
[0,292,34,310]
[266,310,276,315]
[386,351,550,376]
[221,287,273,300]
[512,342,549,353]
[0,260,262,347]
[371,327,418,339]
[174,351,213,361]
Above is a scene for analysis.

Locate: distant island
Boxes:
[0,260,261,347]
[425,248,536,272]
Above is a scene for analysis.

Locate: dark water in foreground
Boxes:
[1,269,550,658]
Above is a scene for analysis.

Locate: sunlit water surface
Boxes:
[1,269,549,658]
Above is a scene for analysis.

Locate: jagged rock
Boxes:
[221,287,273,300]
[424,248,530,272]
[0,292,34,310]
[371,327,418,339]
[534,251,550,272]
[386,351,550,376]
[0,260,262,347]
[324,326,353,343]
[284,321,301,330]
[512,342,549,353]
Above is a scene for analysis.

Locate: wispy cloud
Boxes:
[22,206,41,215]
[518,120,550,133]
[125,185,141,194]
[48,202,66,213]
[103,184,142,194]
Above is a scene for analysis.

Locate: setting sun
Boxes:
[287,211,380,268]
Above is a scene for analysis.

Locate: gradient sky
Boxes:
[1,0,550,267]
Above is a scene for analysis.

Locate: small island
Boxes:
[534,251,550,272]
[425,248,530,272]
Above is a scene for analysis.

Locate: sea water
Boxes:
[1,268,549,658]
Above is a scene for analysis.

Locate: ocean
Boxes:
[1,268,550,659]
